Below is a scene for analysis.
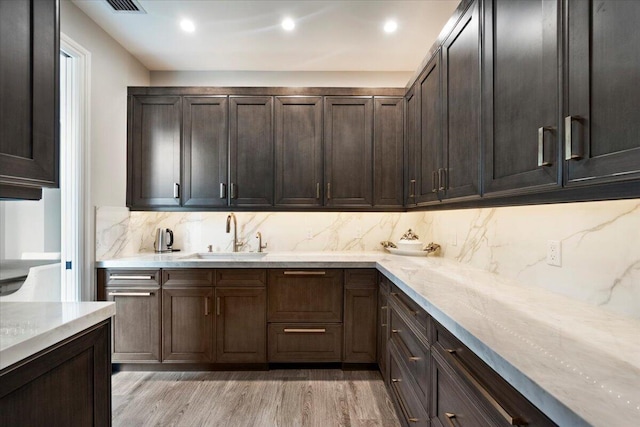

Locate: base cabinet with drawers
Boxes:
[380,277,557,427]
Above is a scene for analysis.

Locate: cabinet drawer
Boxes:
[105,269,160,286]
[345,269,377,288]
[389,345,429,427]
[268,269,343,322]
[162,269,215,287]
[433,323,556,427]
[216,269,266,287]
[390,285,429,342]
[390,306,430,405]
[106,286,161,362]
[431,350,493,427]
[268,323,342,362]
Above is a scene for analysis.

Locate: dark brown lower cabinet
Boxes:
[344,270,378,363]
[268,323,343,362]
[162,287,214,362]
[378,281,390,382]
[388,344,430,427]
[215,287,267,363]
[106,286,161,362]
[0,321,111,427]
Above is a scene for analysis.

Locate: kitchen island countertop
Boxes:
[96,251,640,427]
[0,301,115,370]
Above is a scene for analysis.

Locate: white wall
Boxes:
[150,70,411,87]
[60,0,151,208]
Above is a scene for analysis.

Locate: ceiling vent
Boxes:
[105,0,146,13]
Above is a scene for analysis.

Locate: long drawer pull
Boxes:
[110,275,153,280]
[408,356,420,362]
[390,381,420,424]
[445,349,524,425]
[204,297,210,316]
[216,297,221,316]
[108,292,152,297]
[445,412,457,427]
[283,328,326,333]
[283,271,326,276]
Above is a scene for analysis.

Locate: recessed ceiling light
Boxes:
[180,19,195,33]
[282,17,295,31]
[384,20,398,33]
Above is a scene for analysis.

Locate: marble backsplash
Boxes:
[95,199,640,318]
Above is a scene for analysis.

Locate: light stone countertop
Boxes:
[0,301,116,370]
[96,251,640,427]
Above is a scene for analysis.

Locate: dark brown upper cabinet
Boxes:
[229,96,274,207]
[324,97,374,207]
[564,0,640,185]
[415,51,443,206]
[127,96,182,208]
[483,0,560,197]
[441,0,481,201]
[274,96,323,207]
[182,96,228,208]
[0,0,59,199]
[404,84,419,207]
[374,97,404,208]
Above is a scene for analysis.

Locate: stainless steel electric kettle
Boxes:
[154,228,173,253]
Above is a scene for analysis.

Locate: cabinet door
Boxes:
[404,85,419,207]
[267,269,343,323]
[0,0,59,194]
[373,97,404,207]
[127,96,182,208]
[106,287,161,362]
[344,286,378,363]
[229,96,274,207]
[274,96,323,207]
[162,287,214,362]
[378,290,389,382]
[565,0,640,184]
[182,96,228,207]
[324,97,373,207]
[215,287,266,363]
[483,0,560,196]
[442,0,481,201]
[415,52,443,205]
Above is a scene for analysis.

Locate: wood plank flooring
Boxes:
[112,369,401,427]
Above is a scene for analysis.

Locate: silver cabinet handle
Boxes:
[432,171,438,193]
[108,292,152,297]
[445,413,457,427]
[283,271,326,276]
[216,297,221,316]
[565,115,582,161]
[538,126,553,167]
[409,179,416,198]
[438,168,446,191]
[219,183,227,199]
[283,328,326,333]
[173,182,180,198]
[327,182,331,200]
[230,183,237,199]
[204,297,210,316]
[109,275,153,280]
[316,182,320,199]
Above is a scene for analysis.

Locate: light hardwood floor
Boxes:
[112,369,401,427]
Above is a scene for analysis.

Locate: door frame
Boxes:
[60,33,91,301]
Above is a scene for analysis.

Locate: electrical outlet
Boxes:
[547,240,561,266]
[306,229,313,240]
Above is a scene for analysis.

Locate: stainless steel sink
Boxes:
[181,252,267,260]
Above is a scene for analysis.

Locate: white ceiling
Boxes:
[71,0,460,72]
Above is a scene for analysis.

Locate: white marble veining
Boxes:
[95,200,640,318]
[0,301,115,370]
[95,252,640,427]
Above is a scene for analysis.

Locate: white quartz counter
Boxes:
[0,301,115,370]
[96,251,640,427]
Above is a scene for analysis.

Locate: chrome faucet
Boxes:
[256,232,267,253]
[225,213,243,252]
